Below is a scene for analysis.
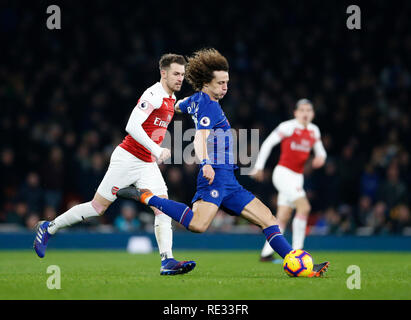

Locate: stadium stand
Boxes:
[1,0,410,236]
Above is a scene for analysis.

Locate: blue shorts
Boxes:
[191,167,255,216]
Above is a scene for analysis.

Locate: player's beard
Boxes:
[173,83,182,92]
[164,79,181,94]
[167,78,181,92]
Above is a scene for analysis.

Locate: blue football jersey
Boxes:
[179,92,236,169]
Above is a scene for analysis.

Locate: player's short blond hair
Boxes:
[185,48,229,91]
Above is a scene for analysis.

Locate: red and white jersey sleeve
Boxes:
[312,127,327,159]
[119,82,175,162]
[254,125,284,170]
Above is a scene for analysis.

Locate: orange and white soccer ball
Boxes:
[283,249,314,277]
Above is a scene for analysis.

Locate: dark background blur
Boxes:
[1,0,410,236]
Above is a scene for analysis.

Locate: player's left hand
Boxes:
[202,164,215,185]
[157,148,171,164]
[312,156,326,169]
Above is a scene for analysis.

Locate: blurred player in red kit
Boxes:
[252,99,327,262]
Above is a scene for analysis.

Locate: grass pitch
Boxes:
[0,250,410,300]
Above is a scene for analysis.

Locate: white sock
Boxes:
[292,215,307,249]
[47,201,100,234]
[261,240,275,257]
[261,222,286,257]
[154,213,174,261]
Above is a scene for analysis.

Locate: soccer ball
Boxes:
[283,249,314,277]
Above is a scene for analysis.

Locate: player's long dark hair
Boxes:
[185,48,229,91]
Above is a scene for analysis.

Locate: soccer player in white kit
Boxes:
[252,99,327,262]
[33,54,196,275]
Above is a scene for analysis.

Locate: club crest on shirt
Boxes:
[210,189,219,198]
[111,186,120,195]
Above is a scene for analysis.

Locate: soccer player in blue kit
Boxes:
[117,48,329,277]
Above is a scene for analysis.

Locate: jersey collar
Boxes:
[157,82,176,100]
[294,119,310,129]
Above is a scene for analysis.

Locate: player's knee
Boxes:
[91,199,109,215]
[298,203,311,216]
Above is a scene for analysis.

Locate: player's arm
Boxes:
[312,128,327,169]
[174,96,189,114]
[312,139,327,169]
[251,126,283,181]
[193,129,215,185]
[125,101,170,163]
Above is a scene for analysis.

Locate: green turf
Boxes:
[0,250,410,300]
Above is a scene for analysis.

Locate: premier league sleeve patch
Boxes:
[138,101,148,110]
[136,100,155,115]
[199,116,211,127]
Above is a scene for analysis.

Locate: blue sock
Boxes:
[263,225,293,259]
[148,196,193,230]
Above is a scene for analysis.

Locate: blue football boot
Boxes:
[33,221,51,258]
[160,258,196,276]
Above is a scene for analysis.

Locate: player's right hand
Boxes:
[175,97,189,113]
[202,164,215,185]
[250,169,264,182]
[157,148,171,164]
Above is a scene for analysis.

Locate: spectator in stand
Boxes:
[360,163,380,202]
[355,195,374,228]
[114,202,141,232]
[367,202,390,235]
[376,163,408,210]
[41,146,65,210]
[16,172,43,214]
[316,159,340,210]
[390,205,411,234]
[0,148,19,209]
[25,213,40,230]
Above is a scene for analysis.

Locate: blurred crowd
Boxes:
[1,1,410,235]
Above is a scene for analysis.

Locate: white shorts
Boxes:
[96,146,168,202]
[272,165,306,209]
